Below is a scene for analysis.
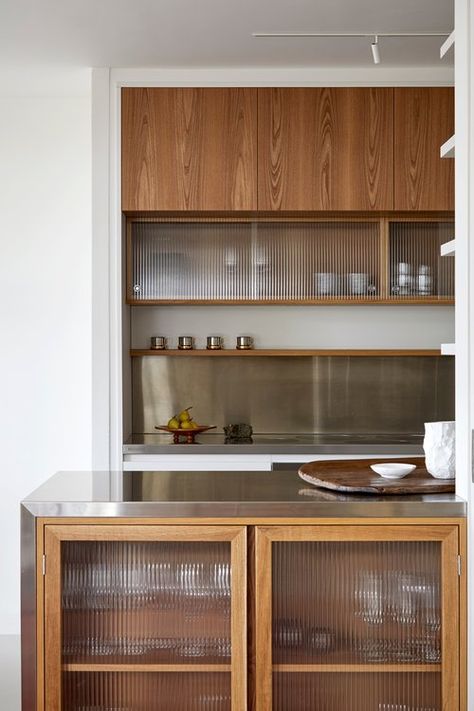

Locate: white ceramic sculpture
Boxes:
[423,421,456,479]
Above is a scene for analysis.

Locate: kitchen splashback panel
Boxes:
[131,356,454,435]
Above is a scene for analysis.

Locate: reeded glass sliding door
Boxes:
[255,525,460,711]
[43,525,246,710]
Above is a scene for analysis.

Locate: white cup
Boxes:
[423,421,455,479]
[315,272,338,296]
[417,274,432,294]
[348,272,368,295]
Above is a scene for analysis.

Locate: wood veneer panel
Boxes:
[394,88,454,211]
[62,663,232,672]
[47,524,240,542]
[257,88,394,211]
[255,527,273,710]
[122,88,257,211]
[440,525,460,708]
[459,519,467,711]
[44,529,62,711]
[272,664,441,673]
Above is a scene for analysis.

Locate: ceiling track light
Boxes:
[252,32,450,67]
[371,35,380,64]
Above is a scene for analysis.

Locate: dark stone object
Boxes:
[223,423,253,441]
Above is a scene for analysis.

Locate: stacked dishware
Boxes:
[396,262,413,295]
[315,271,375,297]
[393,262,433,296]
[315,272,339,296]
[417,265,432,296]
[347,272,369,295]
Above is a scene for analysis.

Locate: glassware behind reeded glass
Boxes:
[131,220,382,302]
[61,541,231,663]
[389,222,454,299]
[63,672,231,710]
[273,672,441,711]
[272,541,441,696]
[379,706,436,711]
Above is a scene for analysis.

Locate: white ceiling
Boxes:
[0,0,453,68]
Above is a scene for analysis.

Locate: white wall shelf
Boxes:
[440,31,455,59]
[441,342,456,356]
[440,135,455,158]
[441,239,456,256]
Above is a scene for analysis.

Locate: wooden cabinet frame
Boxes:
[255,524,461,711]
[43,524,247,711]
[35,518,465,711]
[125,213,455,307]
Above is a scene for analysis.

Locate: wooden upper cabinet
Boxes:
[122,87,454,214]
[121,88,258,211]
[257,88,394,211]
[394,87,454,211]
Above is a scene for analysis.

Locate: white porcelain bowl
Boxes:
[370,463,417,480]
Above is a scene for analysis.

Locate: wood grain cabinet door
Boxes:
[255,524,462,711]
[257,88,394,211]
[122,88,258,211]
[43,524,247,711]
[394,88,454,211]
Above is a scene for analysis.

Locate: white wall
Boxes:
[0,68,92,635]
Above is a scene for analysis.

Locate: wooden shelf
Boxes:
[273,663,441,673]
[440,30,455,58]
[440,135,455,158]
[63,663,231,673]
[441,239,456,256]
[130,349,443,358]
[128,298,454,306]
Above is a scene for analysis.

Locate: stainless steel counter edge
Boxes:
[123,443,424,455]
[21,499,466,518]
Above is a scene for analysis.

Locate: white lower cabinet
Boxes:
[122,453,418,471]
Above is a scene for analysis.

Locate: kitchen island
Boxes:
[22,469,466,710]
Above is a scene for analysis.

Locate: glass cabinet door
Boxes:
[255,525,460,711]
[43,525,246,710]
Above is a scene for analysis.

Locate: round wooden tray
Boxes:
[155,424,216,444]
[298,457,455,495]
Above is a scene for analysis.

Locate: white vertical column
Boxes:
[92,68,112,471]
[109,71,125,493]
[454,0,473,707]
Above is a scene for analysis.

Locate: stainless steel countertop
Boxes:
[123,433,425,456]
[22,469,465,518]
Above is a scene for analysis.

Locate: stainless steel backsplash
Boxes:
[132,356,454,435]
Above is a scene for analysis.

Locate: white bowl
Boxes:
[370,463,417,479]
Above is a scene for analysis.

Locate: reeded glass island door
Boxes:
[43,525,246,710]
[255,525,460,711]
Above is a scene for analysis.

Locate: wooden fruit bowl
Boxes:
[155,424,217,444]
